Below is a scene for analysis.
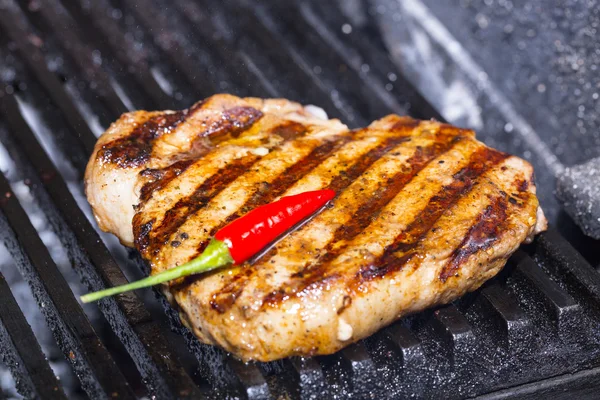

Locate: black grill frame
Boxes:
[0,0,598,399]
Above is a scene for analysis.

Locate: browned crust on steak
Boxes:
[85,94,546,362]
[439,194,509,281]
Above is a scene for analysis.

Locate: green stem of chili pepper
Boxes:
[81,189,335,303]
[80,238,232,303]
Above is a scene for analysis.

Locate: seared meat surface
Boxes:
[85,94,547,361]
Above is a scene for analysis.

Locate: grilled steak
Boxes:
[85,94,547,361]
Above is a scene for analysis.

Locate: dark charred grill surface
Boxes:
[0,0,598,399]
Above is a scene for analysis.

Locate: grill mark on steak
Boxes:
[438,194,509,282]
[516,178,529,192]
[207,136,351,312]
[290,134,466,279]
[98,102,262,168]
[327,134,465,245]
[137,121,305,206]
[134,155,260,258]
[326,134,412,194]
[210,268,254,313]
[391,117,420,130]
[134,120,306,258]
[260,132,471,307]
[134,219,155,255]
[138,159,195,203]
[99,112,188,168]
[196,137,346,256]
[227,137,352,223]
[202,106,265,142]
[259,147,508,307]
[98,101,206,168]
[204,130,415,257]
[353,148,509,285]
[269,121,308,141]
[209,131,419,313]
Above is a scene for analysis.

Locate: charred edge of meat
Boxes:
[133,219,155,254]
[99,111,189,168]
[209,267,254,313]
[270,120,308,140]
[439,194,509,281]
[390,116,420,130]
[97,102,262,168]
[139,119,305,211]
[516,178,530,192]
[507,175,533,206]
[202,106,264,144]
[98,100,207,168]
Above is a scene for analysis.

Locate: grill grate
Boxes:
[0,157,135,399]
[0,0,598,399]
[0,270,66,399]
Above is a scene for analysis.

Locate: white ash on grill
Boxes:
[556,157,600,239]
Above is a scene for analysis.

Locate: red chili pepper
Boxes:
[81,189,335,303]
[215,189,335,264]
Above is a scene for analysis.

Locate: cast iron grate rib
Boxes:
[0,270,67,400]
[0,166,135,399]
[0,0,598,399]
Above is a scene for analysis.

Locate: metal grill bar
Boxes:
[227,358,271,400]
[535,229,600,306]
[223,1,364,125]
[289,2,409,116]
[0,169,135,399]
[510,250,582,338]
[338,343,380,398]
[16,0,132,115]
[385,325,426,368]
[0,272,67,400]
[16,0,131,116]
[0,1,283,395]
[288,357,328,400]
[59,0,175,110]
[0,1,97,163]
[117,0,221,98]
[430,306,476,364]
[170,0,278,98]
[294,0,443,121]
[481,284,534,353]
[0,94,202,399]
[240,1,411,125]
